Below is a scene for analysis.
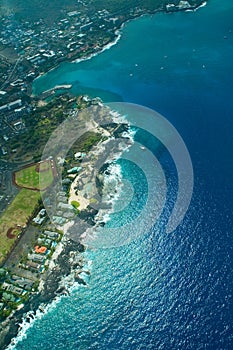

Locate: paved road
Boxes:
[0,159,26,213]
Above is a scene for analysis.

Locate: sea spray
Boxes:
[6,298,62,350]
[9,1,233,348]
[6,255,91,350]
[81,120,137,248]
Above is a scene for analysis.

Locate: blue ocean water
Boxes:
[13,0,233,349]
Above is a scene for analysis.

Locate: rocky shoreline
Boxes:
[0,103,132,350]
[0,238,86,350]
[0,2,208,348]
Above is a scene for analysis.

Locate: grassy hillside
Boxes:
[0,189,40,264]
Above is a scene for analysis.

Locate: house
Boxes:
[10,79,24,87]
[0,99,22,113]
[13,120,24,131]
[33,208,46,225]
[44,230,59,239]
[12,285,25,295]
[1,147,7,155]
[52,216,66,225]
[57,194,67,203]
[63,211,75,219]
[80,22,93,31]
[166,1,191,11]
[8,99,22,110]
[26,261,41,271]
[39,209,46,216]
[38,238,52,247]
[2,282,14,292]
[74,152,86,160]
[42,50,55,58]
[11,275,34,290]
[33,216,45,225]
[58,202,74,211]
[34,246,47,254]
[62,178,72,185]
[0,104,8,113]
[28,253,45,264]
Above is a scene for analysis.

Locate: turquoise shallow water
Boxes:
[10,1,233,349]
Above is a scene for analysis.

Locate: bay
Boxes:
[11,0,233,349]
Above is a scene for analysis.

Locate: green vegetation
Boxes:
[71,201,80,215]
[63,131,103,176]
[0,308,12,319]
[0,0,82,21]
[71,201,80,209]
[0,0,160,21]
[0,189,40,265]
[90,198,98,204]
[69,131,103,155]
[8,96,73,162]
[14,161,54,191]
[0,1,203,22]
[92,0,166,12]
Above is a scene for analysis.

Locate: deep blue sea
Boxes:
[11,0,233,349]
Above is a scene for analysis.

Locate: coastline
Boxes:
[32,18,130,92]
[72,30,122,65]
[1,0,233,349]
[32,0,207,96]
[3,238,86,350]
[1,102,133,350]
[188,1,207,11]
[32,21,124,91]
[1,1,208,349]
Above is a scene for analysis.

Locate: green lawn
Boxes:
[0,189,41,264]
[14,161,54,191]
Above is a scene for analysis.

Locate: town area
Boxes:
[0,0,205,344]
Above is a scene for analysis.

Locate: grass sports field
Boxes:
[0,160,57,264]
[0,189,40,264]
[14,160,55,191]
